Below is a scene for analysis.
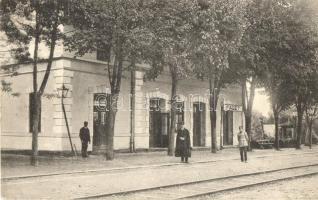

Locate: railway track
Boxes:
[77,163,318,200]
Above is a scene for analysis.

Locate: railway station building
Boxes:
[0,40,245,153]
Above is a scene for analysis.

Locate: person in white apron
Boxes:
[237,126,249,162]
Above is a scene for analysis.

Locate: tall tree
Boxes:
[275,0,318,149]
[265,79,292,150]
[1,0,69,165]
[189,0,246,153]
[304,84,318,149]
[145,0,195,156]
[238,0,318,150]
[229,0,275,149]
[65,0,153,159]
[258,1,295,150]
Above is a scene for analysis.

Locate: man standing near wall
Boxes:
[79,121,90,158]
[175,123,192,163]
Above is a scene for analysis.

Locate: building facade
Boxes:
[1,53,245,152]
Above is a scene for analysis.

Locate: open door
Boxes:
[160,113,169,147]
[149,112,170,148]
[149,98,169,148]
[223,111,233,145]
[193,102,206,147]
[93,93,109,153]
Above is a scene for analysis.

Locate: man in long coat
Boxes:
[79,121,90,158]
[175,123,191,163]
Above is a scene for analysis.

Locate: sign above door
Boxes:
[224,104,242,111]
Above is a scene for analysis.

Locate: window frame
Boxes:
[96,43,111,62]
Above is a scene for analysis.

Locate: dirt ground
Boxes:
[2,148,318,199]
[197,175,318,200]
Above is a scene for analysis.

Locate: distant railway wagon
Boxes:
[255,123,296,148]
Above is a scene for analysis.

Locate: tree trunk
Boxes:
[30,7,58,165]
[305,105,317,149]
[105,93,118,160]
[38,20,58,95]
[31,9,40,166]
[168,66,177,156]
[130,70,136,153]
[309,121,313,149]
[305,114,313,149]
[296,100,304,149]
[247,82,255,150]
[31,94,41,166]
[210,110,217,153]
[245,113,252,145]
[209,78,217,153]
[105,40,124,159]
[304,115,310,146]
[273,109,280,150]
[305,108,316,149]
[241,79,256,151]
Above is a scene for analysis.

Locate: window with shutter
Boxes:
[96,44,111,62]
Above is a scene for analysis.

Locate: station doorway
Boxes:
[193,102,206,147]
[93,93,109,152]
[223,110,234,145]
[149,98,169,148]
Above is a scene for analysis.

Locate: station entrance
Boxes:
[193,102,206,147]
[149,98,169,148]
[93,93,109,153]
[223,110,234,145]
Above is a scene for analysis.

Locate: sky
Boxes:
[253,88,271,117]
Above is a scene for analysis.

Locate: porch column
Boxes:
[53,60,74,151]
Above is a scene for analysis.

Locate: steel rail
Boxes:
[178,171,318,199]
[75,163,318,199]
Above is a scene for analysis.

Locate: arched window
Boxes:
[175,102,184,125]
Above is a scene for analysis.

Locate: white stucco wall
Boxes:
[1,62,58,150]
[142,72,244,149]
[1,57,245,151]
[70,59,131,150]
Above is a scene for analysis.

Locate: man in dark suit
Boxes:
[79,121,90,158]
[175,123,191,163]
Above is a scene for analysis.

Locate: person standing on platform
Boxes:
[79,121,90,158]
[237,126,249,162]
[175,123,191,163]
